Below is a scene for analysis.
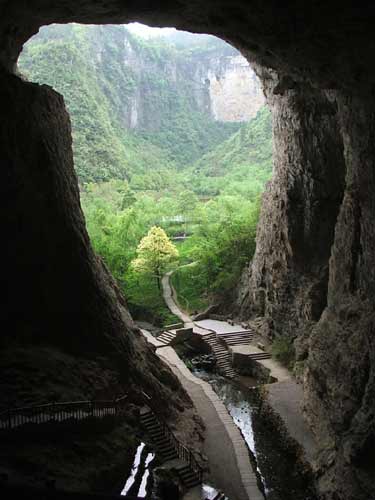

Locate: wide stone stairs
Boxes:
[246,352,272,361]
[140,409,201,489]
[202,332,236,378]
[157,330,177,345]
[217,330,255,346]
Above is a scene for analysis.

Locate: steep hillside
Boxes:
[19,24,264,183]
[190,106,273,197]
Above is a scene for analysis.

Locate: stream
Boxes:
[192,368,317,500]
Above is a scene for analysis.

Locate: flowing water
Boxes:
[193,368,317,500]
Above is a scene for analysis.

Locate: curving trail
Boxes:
[161,271,193,327]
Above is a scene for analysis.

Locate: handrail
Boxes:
[161,418,203,481]
[143,404,203,482]
[0,394,128,431]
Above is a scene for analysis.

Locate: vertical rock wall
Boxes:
[305,94,375,500]
[0,70,132,354]
[237,70,346,343]
[236,74,375,498]
[0,70,187,415]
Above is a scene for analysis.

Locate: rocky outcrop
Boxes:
[205,54,264,122]
[235,69,375,499]
[235,70,375,500]
[236,70,346,342]
[304,94,375,500]
[0,68,189,418]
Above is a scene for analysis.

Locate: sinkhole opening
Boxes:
[18,21,273,330]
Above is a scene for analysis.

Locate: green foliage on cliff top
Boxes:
[19,23,274,321]
[189,106,273,197]
[19,23,241,182]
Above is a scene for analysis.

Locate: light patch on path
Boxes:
[196,319,246,333]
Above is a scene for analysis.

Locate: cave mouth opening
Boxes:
[17,21,272,329]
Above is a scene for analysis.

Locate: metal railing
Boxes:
[142,403,203,482]
[0,394,128,431]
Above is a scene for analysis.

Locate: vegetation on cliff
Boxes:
[19,24,273,324]
[19,24,240,183]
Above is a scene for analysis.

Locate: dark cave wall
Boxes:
[1,2,375,499]
[305,94,375,500]
[236,71,346,341]
[0,69,188,419]
[0,70,134,354]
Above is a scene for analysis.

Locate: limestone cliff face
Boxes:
[92,27,264,131]
[207,55,264,122]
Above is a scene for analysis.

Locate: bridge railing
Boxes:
[0,394,128,431]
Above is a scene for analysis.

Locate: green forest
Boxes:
[19,24,273,325]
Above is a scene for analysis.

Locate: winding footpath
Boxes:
[142,271,264,500]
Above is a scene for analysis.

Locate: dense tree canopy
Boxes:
[19,23,273,325]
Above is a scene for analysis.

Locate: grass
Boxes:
[271,337,296,371]
[171,263,209,314]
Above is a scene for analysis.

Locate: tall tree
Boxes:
[131,226,179,289]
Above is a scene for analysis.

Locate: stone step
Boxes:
[220,334,254,339]
[248,353,271,360]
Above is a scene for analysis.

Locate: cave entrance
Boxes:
[18,22,273,329]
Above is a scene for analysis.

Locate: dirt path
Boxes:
[161,271,192,326]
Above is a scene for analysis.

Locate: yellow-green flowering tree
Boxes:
[131,226,179,289]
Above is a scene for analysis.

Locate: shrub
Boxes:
[271,337,296,370]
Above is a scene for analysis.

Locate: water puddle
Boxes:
[121,442,154,498]
[138,451,155,497]
[202,483,228,499]
[121,442,145,495]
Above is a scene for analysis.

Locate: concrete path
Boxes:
[160,272,315,482]
[197,320,291,383]
[265,380,317,465]
[196,319,246,333]
[162,271,193,326]
[157,345,264,500]
[230,345,290,382]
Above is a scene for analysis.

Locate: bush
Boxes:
[271,337,296,370]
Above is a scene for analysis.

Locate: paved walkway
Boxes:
[196,319,246,334]
[160,271,316,482]
[265,380,317,465]
[156,345,263,500]
[162,272,193,326]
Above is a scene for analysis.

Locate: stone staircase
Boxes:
[217,330,254,346]
[202,332,236,378]
[140,409,202,489]
[246,352,272,361]
[157,330,177,345]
